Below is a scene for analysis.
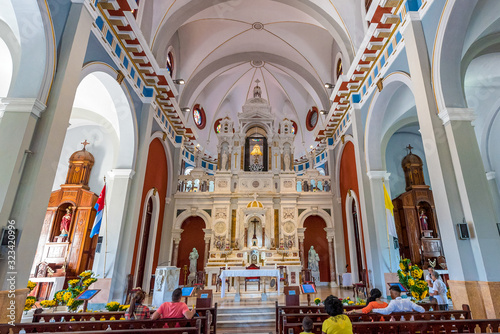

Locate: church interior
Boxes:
[1,0,500,331]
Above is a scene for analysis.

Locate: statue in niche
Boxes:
[253,79,262,98]
[284,151,290,171]
[155,270,165,291]
[308,246,320,272]
[221,150,228,171]
[59,207,73,237]
[303,181,309,192]
[419,209,429,231]
[308,149,315,170]
[189,248,199,275]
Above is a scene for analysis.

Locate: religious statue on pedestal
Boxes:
[189,248,199,275]
[419,210,429,231]
[221,150,228,171]
[59,207,73,237]
[308,246,320,272]
[284,151,290,171]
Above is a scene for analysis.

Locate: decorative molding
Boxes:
[0,98,46,118]
[486,171,496,181]
[439,108,476,126]
[367,170,391,181]
[107,169,135,179]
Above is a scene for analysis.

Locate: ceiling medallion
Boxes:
[251,60,264,68]
[252,22,264,30]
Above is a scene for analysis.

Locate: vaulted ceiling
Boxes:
[138,0,367,157]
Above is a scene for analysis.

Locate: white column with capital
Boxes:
[485,172,500,221]
[324,227,338,286]
[92,169,134,280]
[0,99,46,220]
[0,1,93,289]
[349,103,386,288]
[403,12,500,318]
[366,171,399,276]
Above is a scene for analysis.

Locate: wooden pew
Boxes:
[282,318,500,334]
[55,328,200,334]
[276,302,470,334]
[31,305,217,334]
[0,317,204,334]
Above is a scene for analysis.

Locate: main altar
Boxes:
[171,82,336,294]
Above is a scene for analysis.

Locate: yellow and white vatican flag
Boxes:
[383,184,397,237]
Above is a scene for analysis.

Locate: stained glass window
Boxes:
[193,108,202,125]
[216,124,221,133]
[166,52,174,77]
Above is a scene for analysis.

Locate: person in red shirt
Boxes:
[152,288,196,326]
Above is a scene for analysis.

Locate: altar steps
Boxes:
[216,305,275,330]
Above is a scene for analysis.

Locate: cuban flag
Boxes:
[90,185,106,238]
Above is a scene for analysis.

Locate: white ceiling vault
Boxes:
[137,0,367,158]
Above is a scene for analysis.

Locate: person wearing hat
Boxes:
[372,285,425,315]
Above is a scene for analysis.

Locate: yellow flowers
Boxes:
[314,298,321,305]
[63,291,72,302]
[24,297,36,311]
[68,279,80,287]
[421,290,428,299]
[106,301,121,311]
[79,270,92,279]
[119,304,130,311]
[40,300,56,308]
[348,301,354,305]
[398,258,429,302]
[399,263,405,271]
[67,298,75,307]
[27,281,37,292]
[408,279,415,286]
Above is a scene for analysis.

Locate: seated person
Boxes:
[429,271,448,310]
[348,288,388,314]
[152,288,196,327]
[301,316,314,334]
[373,285,425,315]
[322,295,353,334]
[125,287,150,320]
[426,267,436,302]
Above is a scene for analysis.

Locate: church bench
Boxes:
[282,318,500,334]
[276,304,471,334]
[45,328,200,334]
[0,317,204,334]
[32,306,217,334]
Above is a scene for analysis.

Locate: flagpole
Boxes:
[103,176,108,278]
[383,179,393,273]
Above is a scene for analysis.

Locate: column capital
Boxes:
[172,228,183,242]
[439,108,476,126]
[202,228,213,240]
[324,227,335,239]
[0,98,46,118]
[297,227,306,238]
[106,169,135,180]
[401,12,422,33]
[486,171,496,180]
[367,170,390,181]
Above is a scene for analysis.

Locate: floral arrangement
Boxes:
[24,296,36,311]
[119,304,130,311]
[355,297,366,306]
[447,288,452,300]
[27,281,37,292]
[397,258,428,301]
[340,297,354,305]
[314,298,322,305]
[105,301,121,311]
[51,270,98,311]
[40,299,57,308]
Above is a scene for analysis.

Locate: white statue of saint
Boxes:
[221,150,228,171]
[189,248,199,275]
[309,149,315,170]
[284,151,290,171]
[308,246,320,272]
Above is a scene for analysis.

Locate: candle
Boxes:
[274,263,277,269]
[225,263,228,269]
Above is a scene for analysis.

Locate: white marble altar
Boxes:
[152,266,180,307]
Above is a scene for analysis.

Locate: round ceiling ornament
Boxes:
[252,22,264,30]
[251,60,264,68]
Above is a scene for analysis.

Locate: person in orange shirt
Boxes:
[348,288,388,314]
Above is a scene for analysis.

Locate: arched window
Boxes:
[306,107,319,131]
[192,104,206,129]
[214,118,222,133]
[166,51,174,77]
[291,121,298,135]
[336,59,343,79]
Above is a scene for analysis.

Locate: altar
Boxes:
[219,268,280,300]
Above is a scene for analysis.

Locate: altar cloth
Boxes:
[219,269,281,298]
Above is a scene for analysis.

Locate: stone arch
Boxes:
[334,135,355,198]
[133,188,161,291]
[174,210,212,230]
[364,72,414,171]
[0,19,20,97]
[150,131,174,200]
[297,208,333,229]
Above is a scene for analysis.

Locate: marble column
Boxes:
[0,1,93,289]
[171,239,180,266]
[485,172,500,223]
[297,228,306,269]
[203,229,212,266]
[0,98,45,221]
[325,227,337,286]
[403,12,500,318]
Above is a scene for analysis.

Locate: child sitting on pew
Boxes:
[125,287,150,320]
[300,316,314,334]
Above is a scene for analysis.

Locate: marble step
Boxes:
[217,307,275,328]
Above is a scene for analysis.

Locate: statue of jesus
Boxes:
[419,210,429,230]
[60,207,73,237]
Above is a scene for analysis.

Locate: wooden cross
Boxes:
[406,144,413,154]
[251,218,259,239]
[81,140,90,150]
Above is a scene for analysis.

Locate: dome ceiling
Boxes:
[141,0,366,158]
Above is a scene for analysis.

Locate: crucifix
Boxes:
[81,140,90,150]
[250,217,259,246]
[406,144,414,155]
